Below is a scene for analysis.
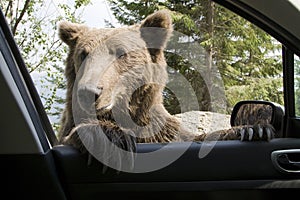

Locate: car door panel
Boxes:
[0,151,67,200]
[52,138,300,199]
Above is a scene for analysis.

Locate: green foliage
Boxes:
[0,0,91,133]
[108,0,283,114]
[226,78,283,108]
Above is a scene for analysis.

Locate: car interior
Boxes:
[1,0,300,199]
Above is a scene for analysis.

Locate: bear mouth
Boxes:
[96,104,113,121]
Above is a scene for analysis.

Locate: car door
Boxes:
[1,0,300,200]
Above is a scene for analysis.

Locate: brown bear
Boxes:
[57,10,191,148]
[57,10,275,167]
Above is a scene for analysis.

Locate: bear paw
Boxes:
[193,123,276,142]
[235,124,276,141]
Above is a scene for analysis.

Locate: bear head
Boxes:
[58,10,176,140]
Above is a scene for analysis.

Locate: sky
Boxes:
[40,0,118,28]
[79,0,120,27]
[289,0,300,11]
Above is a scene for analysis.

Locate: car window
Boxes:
[0,1,284,138]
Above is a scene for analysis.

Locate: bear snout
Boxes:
[77,85,102,113]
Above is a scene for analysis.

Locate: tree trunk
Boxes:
[204,0,215,111]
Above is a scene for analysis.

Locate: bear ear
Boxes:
[140,10,173,60]
[58,21,87,46]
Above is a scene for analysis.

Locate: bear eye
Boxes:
[116,48,127,59]
[80,50,88,62]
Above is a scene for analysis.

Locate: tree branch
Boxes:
[4,1,13,17]
[29,40,62,73]
[12,0,31,35]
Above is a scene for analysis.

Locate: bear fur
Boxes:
[57,10,276,159]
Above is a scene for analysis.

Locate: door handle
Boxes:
[271,149,300,173]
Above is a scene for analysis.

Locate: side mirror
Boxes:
[230,100,284,134]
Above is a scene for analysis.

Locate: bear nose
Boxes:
[77,85,102,113]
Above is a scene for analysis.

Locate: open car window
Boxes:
[1,1,284,140]
[0,0,290,162]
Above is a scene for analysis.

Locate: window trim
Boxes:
[283,46,295,117]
